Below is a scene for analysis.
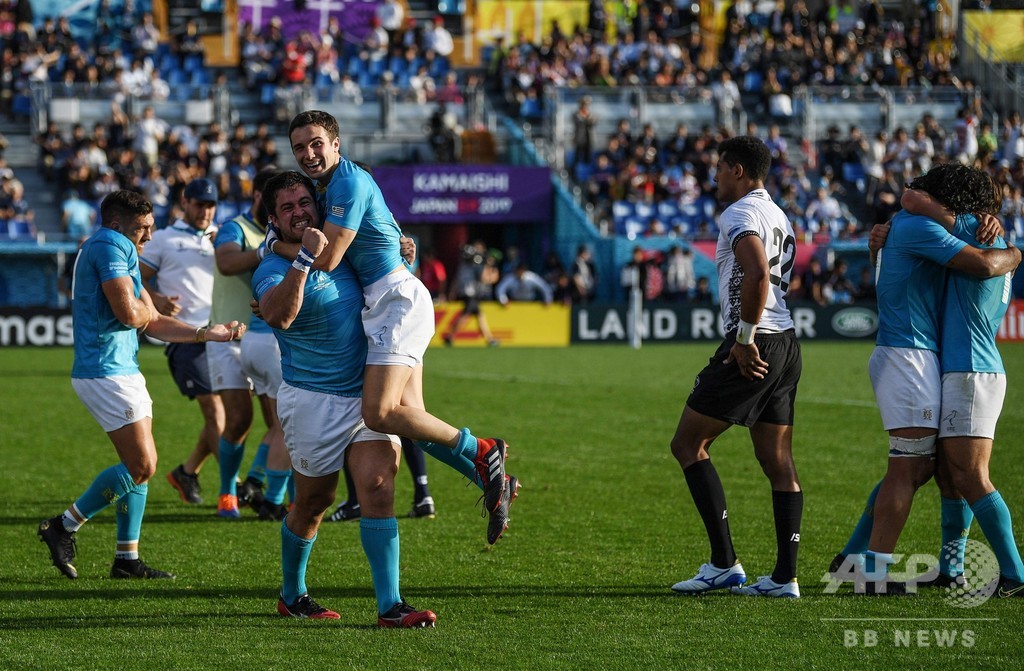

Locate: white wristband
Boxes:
[736,319,757,345]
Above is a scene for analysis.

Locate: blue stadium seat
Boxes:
[634,201,656,221]
[657,200,680,221]
[190,68,211,86]
[216,201,241,224]
[183,53,204,72]
[7,219,37,240]
[12,95,32,118]
[611,201,635,223]
[742,70,764,93]
[574,161,594,183]
[260,83,277,105]
[167,69,187,86]
[622,217,646,239]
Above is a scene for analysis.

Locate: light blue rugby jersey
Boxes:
[319,158,404,287]
[941,214,1010,374]
[252,254,366,396]
[875,210,968,351]
[71,227,143,378]
[215,217,270,334]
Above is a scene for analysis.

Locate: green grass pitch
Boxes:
[1,343,1022,670]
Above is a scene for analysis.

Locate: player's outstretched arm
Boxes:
[139,286,245,342]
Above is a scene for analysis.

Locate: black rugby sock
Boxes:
[684,459,737,568]
[770,490,803,584]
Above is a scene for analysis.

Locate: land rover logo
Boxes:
[831,307,878,338]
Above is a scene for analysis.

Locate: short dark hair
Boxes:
[718,136,772,183]
[253,166,281,226]
[100,190,152,228]
[288,110,339,142]
[906,162,1000,216]
[262,170,316,220]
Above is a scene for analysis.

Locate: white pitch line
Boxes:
[799,397,877,409]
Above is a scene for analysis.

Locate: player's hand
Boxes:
[724,342,769,381]
[205,321,246,342]
[975,213,1005,245]
[400,235,417,265]
[868,222,890,255]
[250,298,263,318]
[154,294,181,317]
[301,227,328,256]
[264,223,281,254]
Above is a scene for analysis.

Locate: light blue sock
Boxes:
[360,517,401,615]
[115,483,148,560]
[286,473,295,505]
[416,440,482,489]
[454,428,479,459]
[841,481,881,556]
[864,550,893,582]
[246,443,270,483]
[940,497,973,577]
[265,469,290,505]
[218,438,245,496]
[281,522,315,604]
[72,463,137,522]
[970,490,1024,582]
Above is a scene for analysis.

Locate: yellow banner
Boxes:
[965,11,1024,62]
[432,301,570,347]
[476,0,590,45]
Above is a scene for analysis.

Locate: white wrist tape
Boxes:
[736,319,757,345]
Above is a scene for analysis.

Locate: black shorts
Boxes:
[460,297,482,316]
[165,342,214,399]
[686,329,801,427]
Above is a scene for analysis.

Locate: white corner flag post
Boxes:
[628,266,642,349]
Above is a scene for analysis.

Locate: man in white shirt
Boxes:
[140,178,222,510]
[423,16,454,58]
[495,264,553,305]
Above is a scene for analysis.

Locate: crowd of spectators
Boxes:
[36,112,281,238]
[429,241,599,308]
[493,0,955,124]
[0,131,38,240]
[238,4,461,108]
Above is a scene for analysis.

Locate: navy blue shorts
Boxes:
[686,329,802,427]
[165,342,214,399]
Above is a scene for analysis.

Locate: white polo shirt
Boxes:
[140,219,217,327]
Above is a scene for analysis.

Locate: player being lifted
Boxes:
[267,110,517,544]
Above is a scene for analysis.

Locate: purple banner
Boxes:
[239,0,380,42]
[374,166,553,224]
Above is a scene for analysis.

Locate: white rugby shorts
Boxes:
[206,340,251,392]
[72,374,153,432]
[361,269,435,367]
[240,331,282,398]
[939,372,1006,439]
[276,382,399,477]
[869,346,941,431]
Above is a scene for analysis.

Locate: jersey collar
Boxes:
[171,219,214,238]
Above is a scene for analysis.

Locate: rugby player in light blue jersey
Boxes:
[830,163,1021,594]
[897,169,1024,598]
[38,190,244,581]
[254,171,436,627]
[207,167,292,521]
[268,110,517,545]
